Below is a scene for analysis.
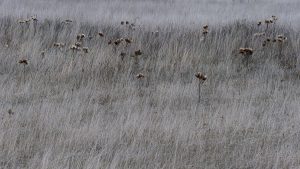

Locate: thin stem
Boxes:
[198,80,201,103]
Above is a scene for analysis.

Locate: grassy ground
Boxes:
[0,15,300,168]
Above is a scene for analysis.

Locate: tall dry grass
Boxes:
[0,16,300,169]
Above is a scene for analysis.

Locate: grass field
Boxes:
[0,0,300,169]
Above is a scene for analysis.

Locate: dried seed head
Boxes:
[203,25,208,30]
[98,32,104,37]
[265,19,271,24]
[41,51,45,56]
[275,35,287,43]
[70,45,79,50]
[114,38,124,45]
[121,21,124,25]
[202,29,208,35]
[63,19,73,24]
[257,21,262,26]
[31,16,38,21]
[8,109,14,115]
[239,48,253,55]
[120,52,126,57]
[53,43,65,48]
[75,42,82,47]
[82,47,89,53]
[125,38,133,44]
[272,15,278,21]
[77,34,85,41]
[136,73,145,79]
[18,59,28,65]
[114,39,121,45]
[277,35,283,39]
[134,50,142,56]
[126,21,129,25]
[195,72,207,81]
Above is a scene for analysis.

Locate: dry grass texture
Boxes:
[0,15,300,169]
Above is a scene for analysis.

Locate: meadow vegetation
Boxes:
[0,0,300,169]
